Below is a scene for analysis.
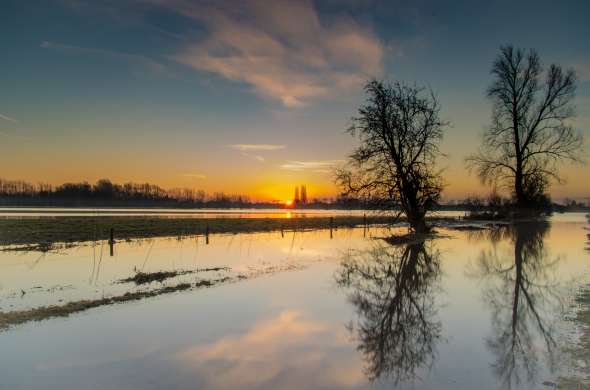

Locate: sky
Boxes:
[1,0,589,202]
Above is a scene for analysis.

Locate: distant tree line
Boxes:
[0,178,255,208]
[0,178,379,209]
[1,176,585,212]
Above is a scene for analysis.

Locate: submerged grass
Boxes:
[0,215,395,250]
[0,279,229,331]
[382,232,436,245]
[0,260,307,331]
[0,283,189,331]
[119,267,229,285]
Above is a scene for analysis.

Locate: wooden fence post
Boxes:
[330,217,333,239]
[109,228,114,256]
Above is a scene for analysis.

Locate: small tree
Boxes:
[337,80,447,233]
[467,45,584,209]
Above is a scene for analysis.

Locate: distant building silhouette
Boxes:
[292,185,308,206]
[301,185,308,205]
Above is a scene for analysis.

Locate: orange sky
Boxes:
[1,1,588,202]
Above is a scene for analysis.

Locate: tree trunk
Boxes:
[514,163,526,208]
[414,219,428,234]
[512,86,525,208]
[408,211,428,234]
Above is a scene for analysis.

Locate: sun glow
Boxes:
[284,199,294,207]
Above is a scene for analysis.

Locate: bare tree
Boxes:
[337,80,447,233]
[467,45,584,208]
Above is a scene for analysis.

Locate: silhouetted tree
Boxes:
[94,179,116,199]
[337,80,447,233]
[336,240,441,383]
[467,45,584,209]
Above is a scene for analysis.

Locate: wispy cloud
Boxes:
[41,41,172,77]
[280,160,344,173]
[228,144,286,152]
[0,113,18,123]
[227,144,285,163]
[249,154,266,162]
[182,173,207,179]
[160,0,384,107]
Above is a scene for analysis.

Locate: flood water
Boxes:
[0,207,373,218]
[0,207,464,219]
[0,213,588,389]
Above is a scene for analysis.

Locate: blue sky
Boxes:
[1,0,588,200]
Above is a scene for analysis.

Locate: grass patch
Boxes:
[0,259,307,331]
[0,215,395,250]
[119,267,230,285]
[382,232,438,246]
[0,279,225,331]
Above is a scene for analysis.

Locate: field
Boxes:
[0,215,399,249]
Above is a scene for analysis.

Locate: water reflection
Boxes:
[176,310,365,389]
[468,222,564,389]
[335,239,442,384]
[586,214,589,252]
[558,285,590,387]
[2,216,590,389]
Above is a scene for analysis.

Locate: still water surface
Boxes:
[0,213,588,389]
[0,207,369,218]
[0,207,465,219]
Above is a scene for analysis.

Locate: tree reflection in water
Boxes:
[335,239,441,384]
[586,213,589,252]
[468,221,565,389]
